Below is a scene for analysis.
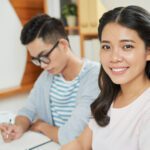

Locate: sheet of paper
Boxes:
[0,131,60,150]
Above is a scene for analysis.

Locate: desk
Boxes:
[0,131,60,150]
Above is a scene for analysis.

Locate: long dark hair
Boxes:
[91,5,150,127]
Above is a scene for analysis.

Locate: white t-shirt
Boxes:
[89,88,150,150]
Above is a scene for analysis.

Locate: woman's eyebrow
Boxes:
[120,39,136,43]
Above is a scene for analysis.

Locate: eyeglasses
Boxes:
[31,41,59,66]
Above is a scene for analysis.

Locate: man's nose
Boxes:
[40,62,48,69]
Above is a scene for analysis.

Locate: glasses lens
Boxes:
[40,57,50,64]
[31,58,41,66]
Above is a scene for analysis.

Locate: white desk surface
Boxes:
[0,131,60,150]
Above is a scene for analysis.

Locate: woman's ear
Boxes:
[146,47,150,61]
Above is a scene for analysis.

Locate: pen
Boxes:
[6,119,12,139]
[28,140,52,150]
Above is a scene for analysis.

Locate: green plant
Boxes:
[62,3,77,17]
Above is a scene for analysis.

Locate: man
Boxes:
[0,14,100,145]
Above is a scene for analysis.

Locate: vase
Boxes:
[66,15,76,27]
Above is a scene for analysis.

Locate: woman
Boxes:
[61,5,150,150]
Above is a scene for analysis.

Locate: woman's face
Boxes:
[100,22,150,85]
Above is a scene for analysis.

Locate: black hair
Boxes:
[20,13,69,45]
[91,5,150,127]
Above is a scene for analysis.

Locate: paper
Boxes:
[0,131,60,150]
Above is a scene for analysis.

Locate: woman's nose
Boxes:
[111,49,123,62]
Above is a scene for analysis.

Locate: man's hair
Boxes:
[20,13,69,45]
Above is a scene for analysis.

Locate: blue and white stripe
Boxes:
[50,74,80,127]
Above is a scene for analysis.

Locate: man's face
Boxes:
[27,38,69,75]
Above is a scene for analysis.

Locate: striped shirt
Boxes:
[50,74,80,127]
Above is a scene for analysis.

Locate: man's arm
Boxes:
[15,115,31,133]
[29,119,59,143]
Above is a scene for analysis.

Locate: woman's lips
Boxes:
[110,67,129,75]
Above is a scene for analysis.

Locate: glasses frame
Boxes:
[31,41,59,66]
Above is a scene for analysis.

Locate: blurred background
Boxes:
[0,0,149,116]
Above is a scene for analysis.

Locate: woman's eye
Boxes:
[101,45,110,50]
[123,44,134,50]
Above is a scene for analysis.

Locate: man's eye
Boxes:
[101,45,110,50]
[40,56,49,63]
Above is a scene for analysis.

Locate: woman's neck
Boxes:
[114,76,150,108]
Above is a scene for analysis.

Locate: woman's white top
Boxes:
[89,88,150,150]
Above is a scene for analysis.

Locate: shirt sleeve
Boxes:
[17,82,39,122]
[17,71,45,122]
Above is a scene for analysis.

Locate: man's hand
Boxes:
[0,123,24,143]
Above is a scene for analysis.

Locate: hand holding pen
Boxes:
[0,119,24,143]
[6,119,12,139]
[0,119,13,142]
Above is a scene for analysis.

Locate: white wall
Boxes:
[0,0,27,90]
[0,93,29,113]
[0,0,28,115]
